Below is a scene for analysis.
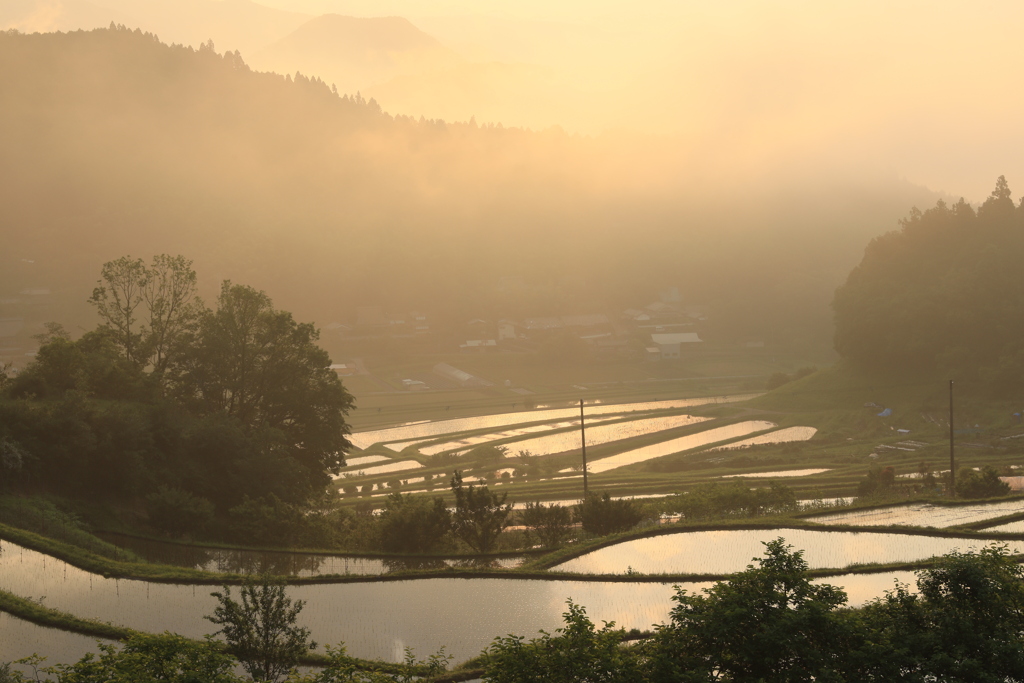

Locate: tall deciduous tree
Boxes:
[171,281,354,495]
[88,254,202,376]
[89,256,149,365]
[142,254,203,378]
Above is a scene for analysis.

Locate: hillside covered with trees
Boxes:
[0,25,937,350]
[834,177,1024,393]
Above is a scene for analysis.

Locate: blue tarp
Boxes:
[877,408,892,417]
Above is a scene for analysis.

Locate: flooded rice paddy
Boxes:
[706,426,818,451]
[807,500,1024,528]
[978,518,1024,533]
[0,611,110,670]
[0,539,917,664]
[348,395,756,449]
[92,534,526,576]
[551,528,1023,575]
[720,468,831,479]
[582,421,777,474]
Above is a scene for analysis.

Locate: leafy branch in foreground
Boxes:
[206,578,314,683]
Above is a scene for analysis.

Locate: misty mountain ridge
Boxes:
[250,14,462,95]
[0,25,942,368]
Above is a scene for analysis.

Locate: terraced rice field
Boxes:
[807,500,1024,528]
[706,426,818,451]
[348,395,756,449]
[581,421,777,474]
[0,539,922,666]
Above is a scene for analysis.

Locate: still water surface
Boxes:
[583,421,777,474]
[808,500,1024,528]
[551,528,1023,575]
[93,533,526,576]
[349,395,754,449]
[0,540,915,664]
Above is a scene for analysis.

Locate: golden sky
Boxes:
[7,0,1024,199]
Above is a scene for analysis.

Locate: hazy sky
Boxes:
[234,0,1024,200]
[7,0,1024,200]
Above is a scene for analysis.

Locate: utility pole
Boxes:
[949,379,955,498]
[580,398,589,498]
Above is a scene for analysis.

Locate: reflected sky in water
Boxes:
[552,529,1022,575]
[809,500,1024,528]
[0,540,922,664]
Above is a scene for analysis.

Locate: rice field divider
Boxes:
[8,518,1024,590]
[90,528,548,563]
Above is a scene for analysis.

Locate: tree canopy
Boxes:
[1,256,353,509]
[834,177,1024,390]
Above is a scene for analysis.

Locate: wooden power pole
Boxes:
[949,379,955,498]
[580,398,589,498]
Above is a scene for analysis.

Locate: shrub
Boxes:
[376,492,451,554]
[146,486,215,537]
[521,502,573,547]
[956,465,1010,499]
[575,493,645,536]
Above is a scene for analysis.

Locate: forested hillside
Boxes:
[834,177,1024,392]
[0,25,937,349]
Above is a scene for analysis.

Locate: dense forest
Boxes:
[834,177,1024,392]
[0,25,938,349]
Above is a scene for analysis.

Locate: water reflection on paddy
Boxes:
[552,529,1023,575]
[349,395,755,449]
[0,541,916,664]
[92,534,526,576]
[583,421,776,474]
[808,500,1024,527]
[484,414,710,458]
[0,611,109,668]
[706,426,818,451]
[981,519,1024,533]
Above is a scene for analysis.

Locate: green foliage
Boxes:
[857,465,897,497]
[520,501,573,547]
[575,493,645,536]
[856,545,1024,681]
[1,258,355,515]
[645,539,850,682]
[45,633,242,683]
[206,579,314,683]
[227,495,308,547]
[145,486,214,537]
[484,601,641,683]
[668,481,798,522]
[291,645,451,683]
[376,492,451,554]
[169,281,355,498]
[834,177,1024,387]
[955,465,1010,498]
[449,471,512,553]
